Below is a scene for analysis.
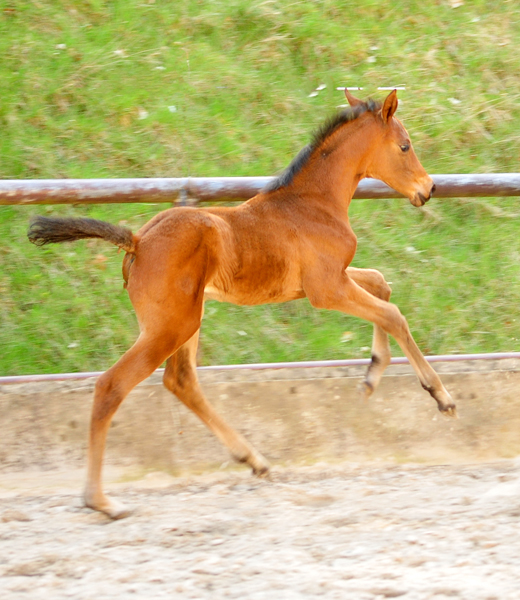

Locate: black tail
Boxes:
[28,216,135,253]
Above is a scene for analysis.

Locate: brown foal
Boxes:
[28,90,456,519]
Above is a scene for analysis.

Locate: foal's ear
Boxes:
[344,88,364,107]
[381,89,398,122]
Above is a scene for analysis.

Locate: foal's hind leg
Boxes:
[84,333,185,518]
[163,331,271,475]
[347,267,392,398]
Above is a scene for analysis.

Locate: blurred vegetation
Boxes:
[1,0,520,374]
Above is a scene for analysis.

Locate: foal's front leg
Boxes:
[308,273,456,416]
[347,267,392,398]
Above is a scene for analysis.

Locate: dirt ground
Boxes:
[1,460,520,600]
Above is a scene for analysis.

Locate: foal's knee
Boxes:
[382,303,412,340]
[366,269,392,301]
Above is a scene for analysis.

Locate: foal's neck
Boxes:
[296,113,379,212]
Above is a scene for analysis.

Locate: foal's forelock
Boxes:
[264,99,382,193]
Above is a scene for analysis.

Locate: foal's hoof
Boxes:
[430,388,457,419]
[252,463,271,478]
[439,403,458,419]
[232,447,271,477]
[105,501,133,520]
[436,393,458,418]
[249,453,271,478]
[84,494,132,520]
[358,380,374,400]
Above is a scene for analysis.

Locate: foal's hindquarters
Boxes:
[83,210,272,518]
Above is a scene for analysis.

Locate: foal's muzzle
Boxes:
[412,182,436,207]
[412,192,429,207]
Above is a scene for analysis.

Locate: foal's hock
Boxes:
[28,90,456,519]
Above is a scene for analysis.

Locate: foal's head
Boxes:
[345,89,435,207]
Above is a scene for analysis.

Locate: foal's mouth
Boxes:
[411,182,436,207]
[411,193,427,207]
[411,190,433,207]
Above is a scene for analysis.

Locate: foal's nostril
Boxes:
[431,183,437,196]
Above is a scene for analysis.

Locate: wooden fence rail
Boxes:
[1,173,520,206]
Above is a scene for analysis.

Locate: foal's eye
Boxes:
[400,144,410,153]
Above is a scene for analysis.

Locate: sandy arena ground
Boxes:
[1,460,520,599]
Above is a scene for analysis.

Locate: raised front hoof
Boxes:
[425,385,457,419]
[358,380,374,400]
[84,493,132,520]
[438,403,458,418]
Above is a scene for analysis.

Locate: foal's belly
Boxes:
[203,284,305,306]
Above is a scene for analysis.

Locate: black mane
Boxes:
[264,99,381,192]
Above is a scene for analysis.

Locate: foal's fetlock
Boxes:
[361,354,390,399]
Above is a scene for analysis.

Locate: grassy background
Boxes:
[1,0,520,375]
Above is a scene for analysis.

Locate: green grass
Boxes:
[1,0,520,375]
